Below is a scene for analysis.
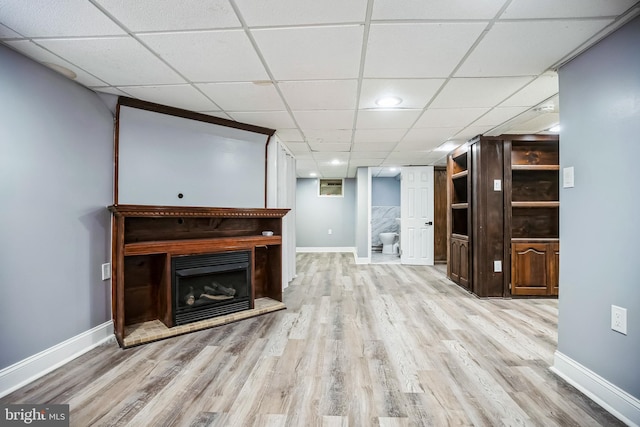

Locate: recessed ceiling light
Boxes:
[309,172,317,177]
[375,96,402,107]
[389,167,397,172]
[331,159,340,165]
[43,62,77,80]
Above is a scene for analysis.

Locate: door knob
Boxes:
[425,221,433,226]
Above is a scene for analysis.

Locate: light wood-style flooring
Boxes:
[2,253,621,426]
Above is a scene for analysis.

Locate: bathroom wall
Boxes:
[371,177,400,246]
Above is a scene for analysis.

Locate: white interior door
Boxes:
[401,166,434,265]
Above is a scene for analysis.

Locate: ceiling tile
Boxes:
[139,30,268,83]
[349,158,384,167]
[372,0,507,20]
[279,80,358,110]
[234,0,367,26]
[275,129,304,142]
[119,84,218,111]
[472,106,529,127]
[350,149,391,158]
[359,79,445,109]
[227,111,294,129]
[414,108,489,128]
[401,127,462,148]
[508,112,559,134]
[501,0,639,19]
[352,141,397,153]
[454,125,495,140]
[198,111,234,120]
[456,20,613,77]
[37,37,185,86]
[356,109,422,129]
[430,77,533,108]
[364,23,487,78]
[309,142,351,152]
[319,165,349,178]
[501,73,558,107]
[95,0,240,32]
[252,26,363,80]
[294,110,354,130]
[0,0,125,37]
[5,40,107,86]
[0,23,21,38]
[312,152,350,162]
[383,151,431,164]
[91,86,130,96]
[283,142,311,154]
[303,129,353,144]
[354,129,406,143]
[197,82,284,111]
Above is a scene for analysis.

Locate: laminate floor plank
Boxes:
[1,253,624,426]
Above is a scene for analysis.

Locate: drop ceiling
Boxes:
[2,0,639,178]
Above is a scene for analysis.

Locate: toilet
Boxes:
[379,232,398,254]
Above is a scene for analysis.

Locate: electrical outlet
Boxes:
[328,229,332,235]
[493,260,502,272]
[611,305,627,335]
[102,263,111,281]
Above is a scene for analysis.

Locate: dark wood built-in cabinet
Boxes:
[109,205,289,347]
[447,134,560,297]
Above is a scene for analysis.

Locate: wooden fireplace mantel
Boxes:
[109,204,289,347]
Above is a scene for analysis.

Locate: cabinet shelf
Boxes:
[511,164,559,171]
[451,203,469,209]
[512,201,559,208]
[124,235,282,256]
[512,237,559,243]
[452,170,468,179]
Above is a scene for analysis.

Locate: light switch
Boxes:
[494,260,502,272]
[563,167,575,188]
[493,179,501,191]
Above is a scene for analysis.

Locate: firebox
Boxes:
[171,251,251,326]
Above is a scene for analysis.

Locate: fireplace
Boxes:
[172,251,251,326]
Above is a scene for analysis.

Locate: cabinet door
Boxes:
[511,242,549,296]
[450,238,461,284]
[459,239,470,290]
[548,242,560,296]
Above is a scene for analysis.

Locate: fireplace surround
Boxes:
[108,205,289,347]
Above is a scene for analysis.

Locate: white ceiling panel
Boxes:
[303,129,354,143]
[312,152,351,162]
[431,77,533,108]
[279,80,358,110]
[365,23,487,78]
[352,141,398,153]
[91,86,130,96]
[349,159,384,167]
[139,30,268,83]
[294,110,355,130]
[37,37,185,86]
[414,108,489,129]
[472,106,529,127]
[456,20,613,77]
[357,109,422,129]
[95,0,240,32]
[197,82,284,111]
[0,0,126,37]
[227,111,295,129]
[372,0,508,20]
[359,78,445,110]
[501,0,639,19]
[234,0,368,26]
[275,129,304,142]
[350,150,391,159]
[0,23,21,38]
[309,142,351,152]
[354,129,407,143]
[501,73,558,107]
[119,84,219,111]
[454,125,495,140]
[283,142,311,154]
[319,165,349,178]
[5,40,107,86]
[252,26,363,81]
[401,127,462,147]
[383,151,431,164]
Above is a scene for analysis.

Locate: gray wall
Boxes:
[296,178,356,248]
[0,45,114,369]
[557,16,640,398]
[355,168,369,258]
[372,176,400,206]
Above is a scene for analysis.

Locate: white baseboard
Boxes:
[0,321,114,398]
[551,350,640,426]
[296,247,356,253]
[353,250,370,264]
